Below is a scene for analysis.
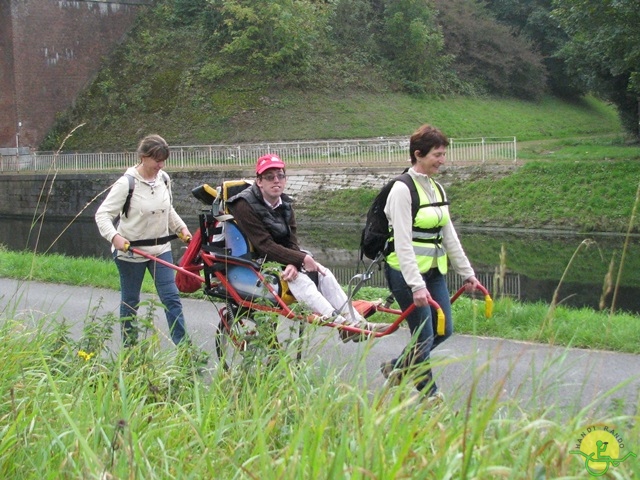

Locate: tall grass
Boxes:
[0,313,637,478]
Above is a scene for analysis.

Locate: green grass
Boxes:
[517,134,634,161]
[450,158,640,232]
[0,248,132,291]
[0,314,637,478]
[216,92,623,142]
[54,89,624,151]
[453,296,640,353]
[301,142,640,234]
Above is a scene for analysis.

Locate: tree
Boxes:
[170,0,209,25]
[327,0,377,57]
[377,0,452,93]
[434,0,547,100]
[552,0,640,139]
[206,0,327,79]
[483,0,584,99]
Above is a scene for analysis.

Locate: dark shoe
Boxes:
[191,348,210,366]
[380,361,394,378]
[178,340,210,366]
[122,321,138,348]
[338,327,363,343]
[380,361,403,387]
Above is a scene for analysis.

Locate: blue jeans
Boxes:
[384,264,453,395]
[115,250,187,345]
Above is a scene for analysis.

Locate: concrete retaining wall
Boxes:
[0,165,515,220]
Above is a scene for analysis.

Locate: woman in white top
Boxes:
[95,134,191,346]
[382,124,479,403]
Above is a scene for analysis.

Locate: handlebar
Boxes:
[450,283,493,318]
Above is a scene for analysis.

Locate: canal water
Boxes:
[2,215,639,315]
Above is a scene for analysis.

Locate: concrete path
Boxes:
[1,277,638,418]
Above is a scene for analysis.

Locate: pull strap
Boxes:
[128,234,178,247]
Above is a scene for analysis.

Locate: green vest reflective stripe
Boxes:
[386,177,450,274]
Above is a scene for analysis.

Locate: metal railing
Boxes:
[332,267,520,299]
[0,137,517,173]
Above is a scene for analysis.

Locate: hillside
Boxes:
[40,0,623,152]
[45,90,623,153]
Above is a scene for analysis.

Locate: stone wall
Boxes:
[0,165,515,220]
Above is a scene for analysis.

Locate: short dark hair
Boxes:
[137,134,169,162]
[409,125,449,164]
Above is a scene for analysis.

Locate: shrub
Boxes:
[434,0,547,99]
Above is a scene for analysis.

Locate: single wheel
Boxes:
[215,303,281,370]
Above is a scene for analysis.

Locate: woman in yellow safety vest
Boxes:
[382,124,479,405]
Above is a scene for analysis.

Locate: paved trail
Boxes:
[2,277,638,418]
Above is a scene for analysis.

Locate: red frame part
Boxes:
[125,245,492,339]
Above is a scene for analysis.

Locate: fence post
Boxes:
[481,137,486,164]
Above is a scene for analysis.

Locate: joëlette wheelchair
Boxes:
[127,180,493,369]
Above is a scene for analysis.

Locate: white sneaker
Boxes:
[423,391,445,407]
[366,322,393,334]
[380,361,403,387]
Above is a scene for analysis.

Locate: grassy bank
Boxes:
[2,315,636,478]
[54,89,623,150]
[2,248,639,355]
[301,135,640,233]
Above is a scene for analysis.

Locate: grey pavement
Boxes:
[1,277,639,419]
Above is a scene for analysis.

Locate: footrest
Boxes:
[352,299,382,318]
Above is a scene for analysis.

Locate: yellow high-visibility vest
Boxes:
[386,177,450,273]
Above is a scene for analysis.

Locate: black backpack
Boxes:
[359,173,446,261]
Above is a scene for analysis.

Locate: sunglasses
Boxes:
[261,172,286,181]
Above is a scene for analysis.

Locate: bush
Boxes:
[434,0,547,99]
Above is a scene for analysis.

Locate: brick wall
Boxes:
[0,0,18,148]
[0,0,150,150]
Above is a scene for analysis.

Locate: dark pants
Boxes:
[385,264,453,395]
[115,250,187,346]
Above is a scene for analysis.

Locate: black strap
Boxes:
[419,201,449,208]
[122,174,135,218]
[128,234,178,247]
[122,172,170,218]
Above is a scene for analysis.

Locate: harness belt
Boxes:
[128,234,178,247]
